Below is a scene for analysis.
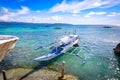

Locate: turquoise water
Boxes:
[0,23,120,80]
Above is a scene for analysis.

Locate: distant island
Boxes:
[103,26,112,28]
[0,21,119,27]
[53,27,62,29]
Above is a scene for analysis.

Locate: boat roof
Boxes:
[58,35,79,44]
[69,35,79,37]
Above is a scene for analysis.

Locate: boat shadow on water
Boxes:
[19,54,64,80]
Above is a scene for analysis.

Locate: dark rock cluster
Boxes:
[113,43,120,54]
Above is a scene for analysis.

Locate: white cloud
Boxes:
[85,11,106,18]
[118,13,120,15]
[0,2,119,25]
[17,6,29,14]
[72,10,79,14]
[107,12,120,17]
[2,7,9,13]
[12,15,63,23]
[93,2,101,6]
[51,15,63,21]
[72,10,79,16]
[100,0,120,8]
[0,7,9,21]
[49,0,120,13]
[0,15,9,21]
[36,10,41,13]
[0,6,29,21]
[96,12,106,15]
[85,12,95,18]
[14,15,63,23]
[72,14,77,17]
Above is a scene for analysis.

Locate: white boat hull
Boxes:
[0,35,19,62]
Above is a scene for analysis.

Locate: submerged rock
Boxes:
[113,43,120,54]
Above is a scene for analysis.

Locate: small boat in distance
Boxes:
[34,35,80,61]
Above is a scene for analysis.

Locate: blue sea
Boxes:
[0,22,120,80]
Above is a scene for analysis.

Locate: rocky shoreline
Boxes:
[0,68,79,80]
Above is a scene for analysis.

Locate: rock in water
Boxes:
[113,43,120,54]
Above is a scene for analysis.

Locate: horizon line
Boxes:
[0,21,120,26]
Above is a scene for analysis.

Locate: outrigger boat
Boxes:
[34,35,80,61]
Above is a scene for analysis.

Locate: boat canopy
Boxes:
[59,35,79,44]
[60,36,71,44]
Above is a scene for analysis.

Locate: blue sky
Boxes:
[0,0,120,25]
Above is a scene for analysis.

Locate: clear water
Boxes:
[0,23,120,80]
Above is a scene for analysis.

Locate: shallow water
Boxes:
[0,23,120,80]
